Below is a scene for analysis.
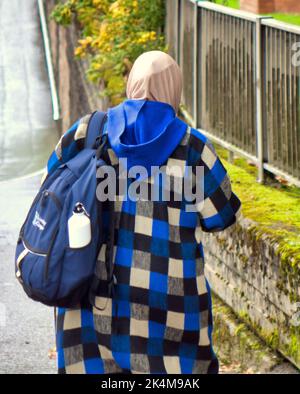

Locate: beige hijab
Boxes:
[126,51,182,113]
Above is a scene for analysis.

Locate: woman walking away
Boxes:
[49,51,241,374]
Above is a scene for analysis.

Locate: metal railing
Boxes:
[38,0,61,121]
[166,0,300,186]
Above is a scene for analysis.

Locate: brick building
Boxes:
[240,0,300,14]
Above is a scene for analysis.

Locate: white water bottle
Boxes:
[68,203,91,248]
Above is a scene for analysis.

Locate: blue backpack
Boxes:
[15,111,115,307]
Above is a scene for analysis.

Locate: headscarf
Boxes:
[126,50,182,113]
[106,51,187,180]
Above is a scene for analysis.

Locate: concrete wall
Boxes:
[44,0,108,134]
[241,0,300,14]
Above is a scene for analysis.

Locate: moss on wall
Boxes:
[215,145,300,301]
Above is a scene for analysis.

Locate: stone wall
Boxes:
[241,0,300,14]
[44,0,108,134]
[202,215,300,369]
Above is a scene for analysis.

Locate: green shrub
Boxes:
[50,0,166,105]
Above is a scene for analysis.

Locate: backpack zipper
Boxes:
[18,190,62,282]
[16,241,47,282]
[21,239,47,257]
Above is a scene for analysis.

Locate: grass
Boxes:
[212,0,300,26]
[215,144,300,265]
[271,13,300,26]
[214,0,240,9]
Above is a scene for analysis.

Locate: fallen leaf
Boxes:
[48,347,57,360]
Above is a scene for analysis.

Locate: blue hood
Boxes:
[107,99,187,179]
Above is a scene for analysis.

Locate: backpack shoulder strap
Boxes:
[85,110,108,149]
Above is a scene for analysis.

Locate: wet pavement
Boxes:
[0,0,58,373]
[0,174,56,374]
[0,0,58,181]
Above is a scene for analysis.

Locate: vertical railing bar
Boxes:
[271,30,278,165]
[252,22,257,157]
[256,17,265,183]
[245,21,249,153]
[234,17,238,146]
[279,29,283,171]
[240,19,244,153]
[249,23,257,157]
[270,27,274,166]
[237,18,241,149]
[290,33,294,176]
[246,21,250,153]
[214,12,220,135]
[295,36,300,178]
[197,4,202,128]
[214,11,218,135]
[208,10,213,133]
[284,32,289,174]
[176,0,178,60]
[207,10,211,131]
[239,19,244,146]
[221,13,225,141]
[266,26,272,166]
[216,11,219,135]
[235,18,238,148]
[288,33,294,176]
[228,14,234,144]
[209,9,213,132]
[175,0,179,63]
[232,16,235,146]
[294,33,300,178]
[233,17,237,146]
[193,1,198,127]
[226,14,229,141]
[178,0,183,67]
[201,9,207,128]
[279,29,283,172]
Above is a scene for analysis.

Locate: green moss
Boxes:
[238,309,300,366]
[237,310,279,348]
[213,294,300,369]
[283,326,300,364]
[215,145,300,272]
[264,329,280,350]
[212,295,283,371]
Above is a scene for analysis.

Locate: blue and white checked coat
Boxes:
[46,113,241,374]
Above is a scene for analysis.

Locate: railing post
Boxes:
[255,16,273,184]
[37,0,61,121]
[255,17,265,184]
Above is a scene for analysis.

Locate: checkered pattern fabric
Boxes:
[48,114,241,374]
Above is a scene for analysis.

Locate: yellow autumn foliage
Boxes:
[51,0,166,105]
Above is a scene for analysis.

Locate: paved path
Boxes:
[0,173,56,374]
[0,0,58,373]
